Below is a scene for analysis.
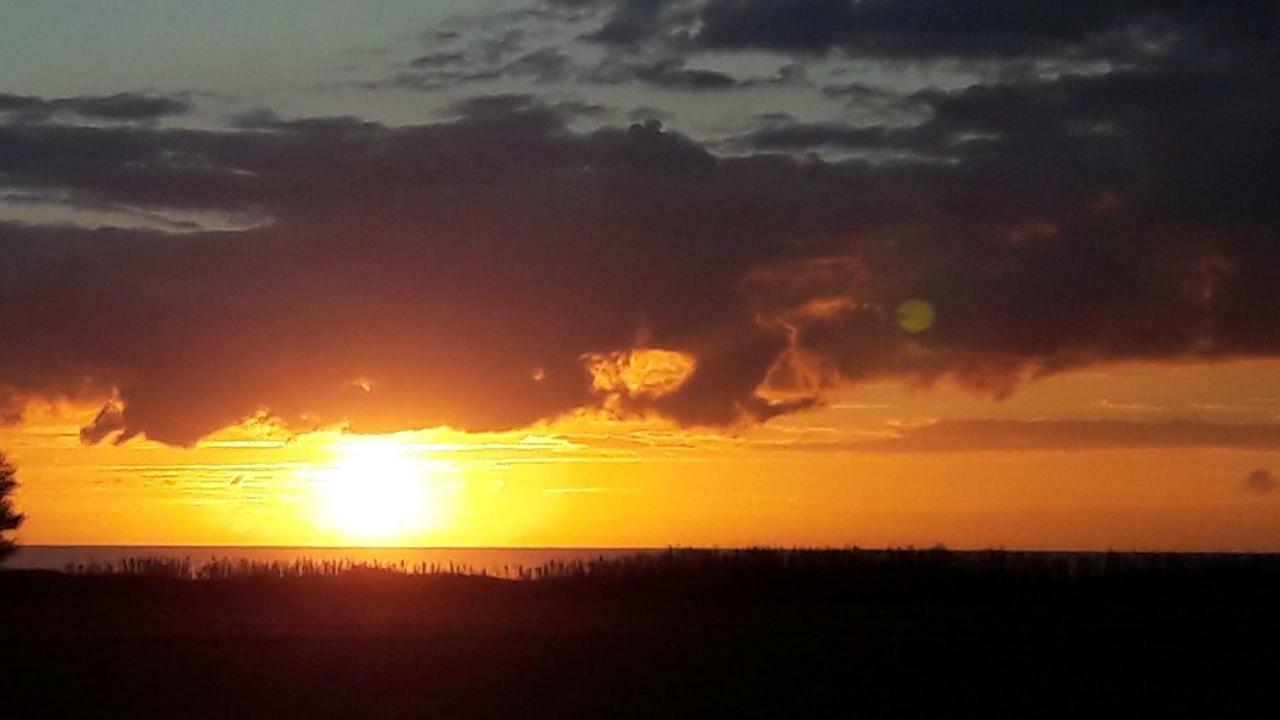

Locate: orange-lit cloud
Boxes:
[586,348,696,399]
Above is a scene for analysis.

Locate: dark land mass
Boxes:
[2,549,1278,718]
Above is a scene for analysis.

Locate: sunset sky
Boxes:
[2,1,1278,550]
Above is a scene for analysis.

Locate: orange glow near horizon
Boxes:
[2,358,1279,551]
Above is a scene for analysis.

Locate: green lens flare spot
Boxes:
[896,299,935,333]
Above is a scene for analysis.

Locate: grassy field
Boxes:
[2,548,1278,718]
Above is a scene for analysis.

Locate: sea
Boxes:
[7,545,665,576]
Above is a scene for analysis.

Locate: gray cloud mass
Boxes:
[0,2,1277,445]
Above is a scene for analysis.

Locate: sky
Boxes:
[1,1,1278,550]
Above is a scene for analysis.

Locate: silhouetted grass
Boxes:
[55,545,1280,586]
[5,546,1280,718]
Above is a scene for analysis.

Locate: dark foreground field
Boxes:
[2,549,1278,718]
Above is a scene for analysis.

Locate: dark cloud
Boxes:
[0,92,191,124]
[629,59,738,90]
[736,55,1280,216]
[578,0,1279,62]
[2,105,787,443]
[692,0,1140,57]
[589,57,740,90]
[501,47,577,83]
[1243,469,1277,495]
[820,82,897,100]
[409,51,469,69]
[1,5,1278,445]
[79,401,127,445]
[586,57,808,92]
[733,121,901,153]
[581,0,685,46]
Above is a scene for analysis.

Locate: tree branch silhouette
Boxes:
[0,452,25,562]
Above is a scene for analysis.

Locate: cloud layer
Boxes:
[1,3,1278,445]
[0,92,190,124]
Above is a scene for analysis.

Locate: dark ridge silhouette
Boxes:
[2,547,1278,718]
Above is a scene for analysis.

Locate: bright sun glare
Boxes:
[312,441,453,543]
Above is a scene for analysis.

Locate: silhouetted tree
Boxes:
[0,452,24,562]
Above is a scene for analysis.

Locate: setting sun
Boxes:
[4,2,1280,716]
[308,441,455,543]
